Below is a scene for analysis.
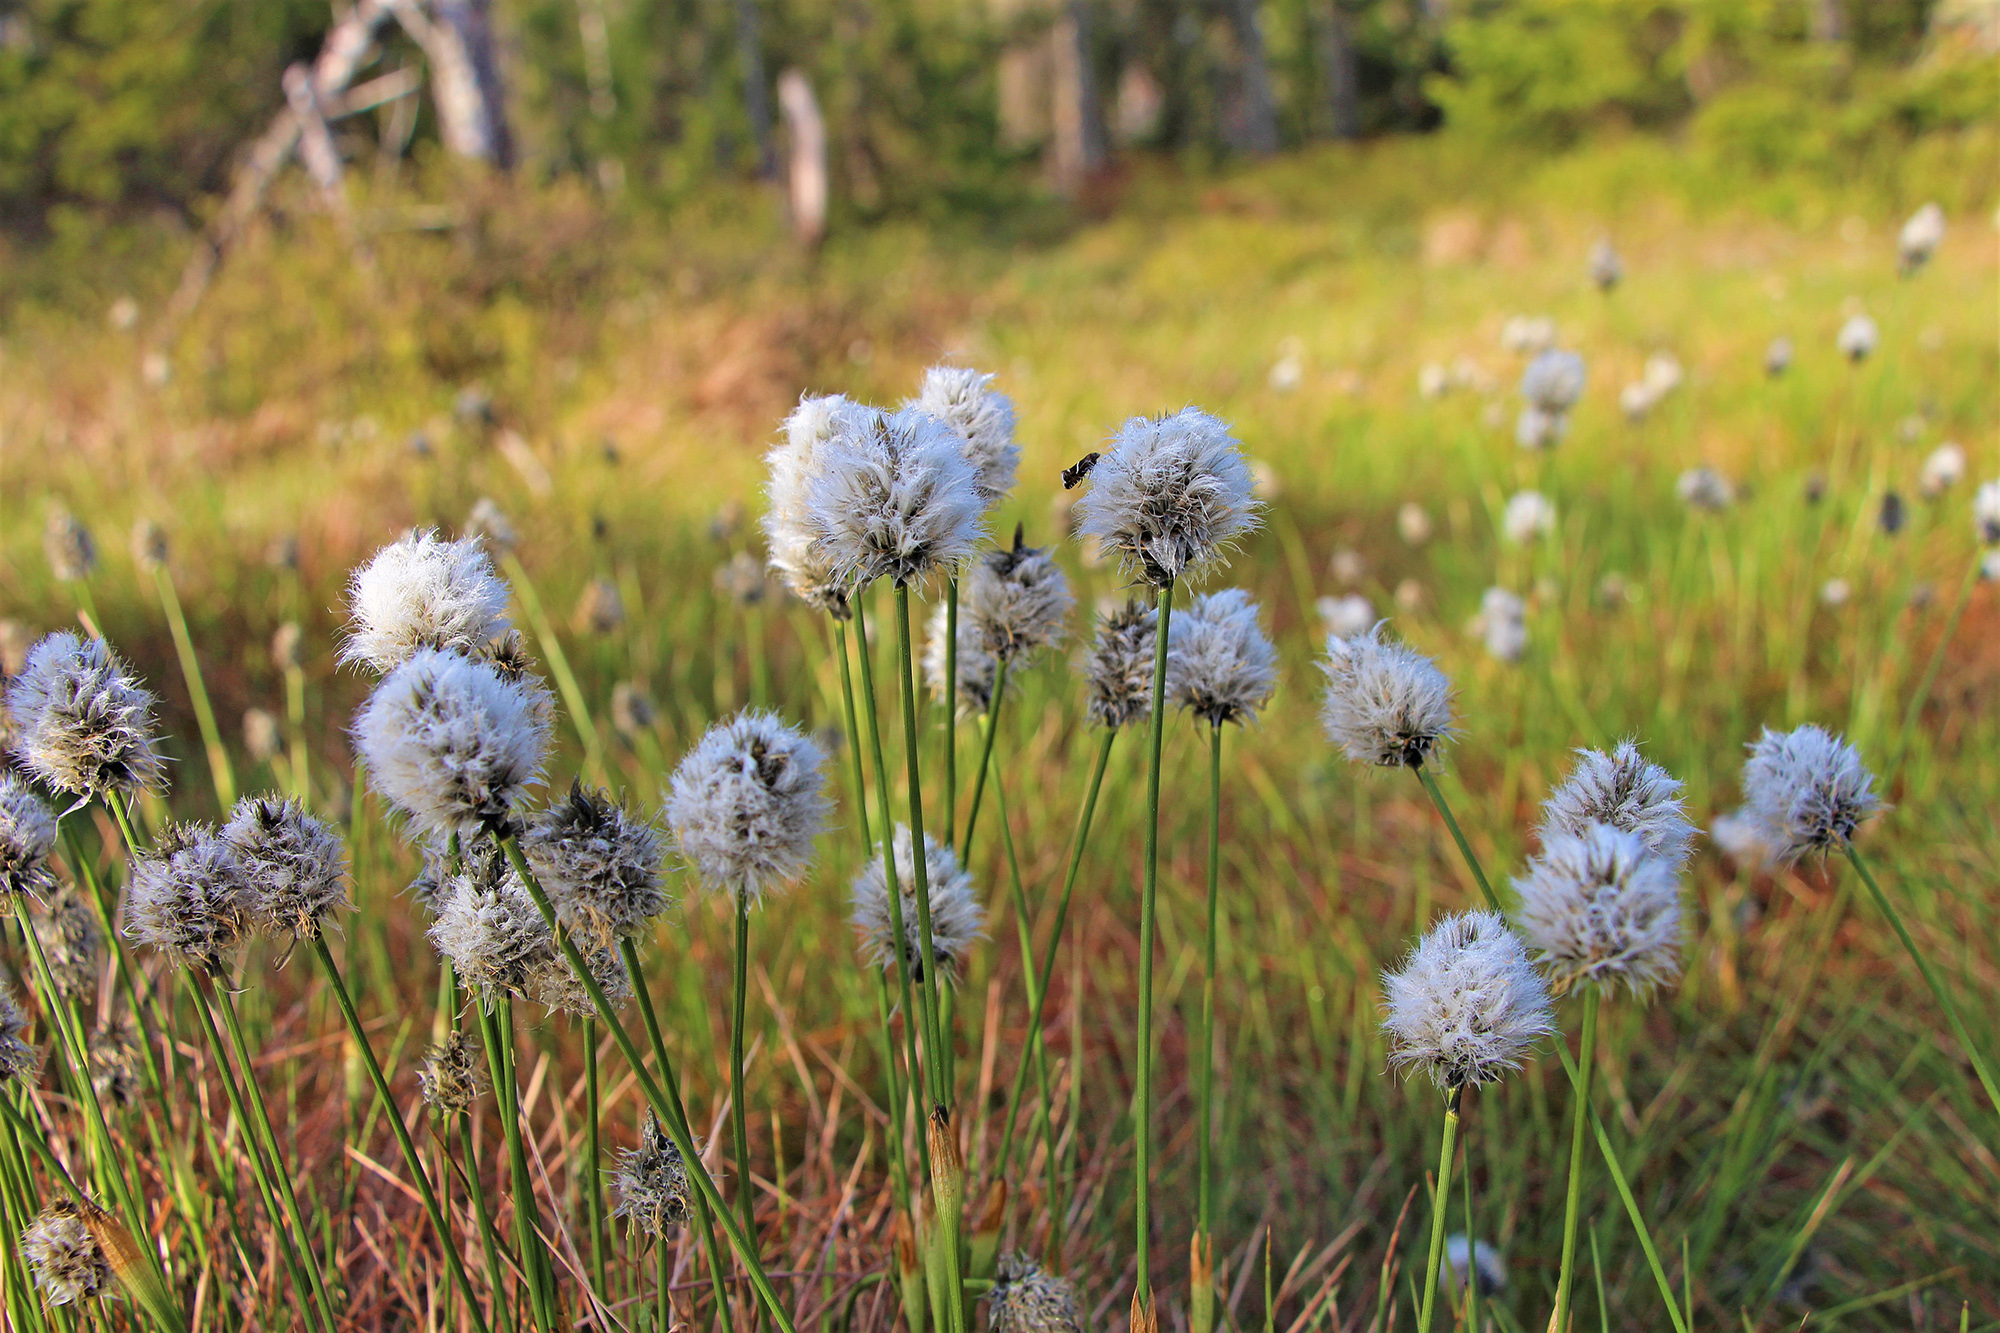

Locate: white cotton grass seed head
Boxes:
[910,365,1020,506]
[39,884,103,1001]
[1513,823,1683,998]
[1502,491,1556,544]
[6,632,167,799]
[1742,725,1882,863]
[964,529,1073,663]
[525,783,669,945]
[124,822,252,976]
[1973,480,2000,546]
[612,1113,692,1238]
[1318,594,1375,640]
[1520,349,1586,413]
[1167,587,1277,728]
[340,530,513,675]
[22,1201,109,1306]
[1081,598,1158,730]
[1318,624,1455,769]
[1588,238,1622,291]
[0,773,59,898]
[465,497,518,552]
[1677,467,1735,512]
[352,648,553,841]
[1918,443,1965,499]
[43,511,97,583]
[1837,314,1878,362]
[1074,407,1262,587]
[925,600,999,718]
[805,405,986,590]
[665,711,828,903]
[1514,406,1567,451]
[426,843,582,1009]
[1444,1236,1508,1296]
[418,1029,484,1115]
[1898,202,1944,275]
[764,394,875,617]
[223,795,351,942]
[1479,588,1529,665]
[988,1252,1084,1333]
[850,825,986,983]
[1539,741,1695,871]
[0,990,36,1082]
[1381,910,1555,1090]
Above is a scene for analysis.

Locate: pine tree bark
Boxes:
[1051,0,1107,194]
[1228,0,1278,153]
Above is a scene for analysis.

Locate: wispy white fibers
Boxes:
[764,393,876,616]
[22,1202,108,1306]
[0,774,59,898]
[1520,350,1585,413]
[6,632,166,799]
[1502,491,1556,544]
[1741,725,1881,862]
[1837,314,1878,362]
[850,825,986,982]
[418,1029,485,1114]
[428,843,629,1014]
[1764,336,1793,377]
[1588,239,1622,291]
[1897,202,1944,275]
[1074,407,1262,587]
[124,822,252,976]
[1167,587,1277,728]
[806,405,985,589]
[352,648,554,841]
[665,710,828,903]
[525,783,669,945]
[223,795,351,942]
[1515,407,1567,450]
[0,991,35,1082]
[964,531,1073,662]
[611,1113,692,1237]
[1381,910,1555,1090]
[1081,598,1159,730]
[1318,624,1454,768]
[1918,443,1965,499]
[987,1252,1085,1333]
[1539,741,1695,871]
[1973,480,2000,546]
[910,365,1020,505]
[1479,588,1529,665]
[1676,467,1735,512]
[42,511,96,583]
[341,530,513,674]
[1513,823,1682,997]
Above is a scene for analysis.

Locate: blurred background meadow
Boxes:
[1,0,1999,1329]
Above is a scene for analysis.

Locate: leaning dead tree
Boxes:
[158,0,511,343]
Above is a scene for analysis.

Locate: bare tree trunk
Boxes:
[1228,0,1278,153]
[734,0,778,178]
[1323,1,1359,139]
[392,0,513,166]
[777,69,827,245]
[283,64,348,199]
[1050,2,1107,194]
[1811,0,1845,42]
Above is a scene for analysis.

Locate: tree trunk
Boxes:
[777,69,828,245]
[393,0,514,166]
[1051,1,1107,194]
[734,0,778,178]
[1228,0,1278,153]
[1323,2,1359,139]
[1811,0,1845,42]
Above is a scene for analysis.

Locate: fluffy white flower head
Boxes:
[1502,491,1556,544]
[1074,407,1262,587]
[1918,443,1965,499]
[526,783,670,944]
[1167,587,1277,728]
[0,774,59,898]
[1081,598,1158,730]
[1837,314,1878,362]
[1515,406,1568,451]
[224,794,352,941]
[910,365,1020,505]
[1539,741,1695,870]
[850,825,986,982]
[1588,239,1622,291]
[1898,202,1944,274]
[6,632,167,799]
[1741,725,1881,862]
[1973,480,2000,546]
[805,405,986,589]
[1513,823,1682,997]
[1382,910,1555,1090]
[1318,624,1454,768]
[666,711,828,902]
[125,822,252,976]
[1480,588,1528,665]
[1764,336,1793,376]
[1677,467,1734,512]
[925,600,998,717]
[342,530,513,674]
[964,529,1073,663]
[764,394,875,616]
[22,1201,108,1307]
[1520,350,1585,413]
[987,1252,1084,1333]
[352,648,554,840]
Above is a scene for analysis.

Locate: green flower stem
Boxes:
[1415,1085,1463,1333]
[993,727,1117,1182]
[475,997,555,1333]
[1843,845,2000,1114]
[584,1018,606,1294]
[852,592,932,1169]
[307,932,490,1333]
[150,564,235,809]
[284,660,311,803]
[616,938,735,1333]
[459,1113,521,1333]
[501,552,605,782]
[1194,722,1222,1331]
[871,972,914,1217]
[730,887,757,1240]
[1460,1126,1478,1333]
[1133,578,1175,1313]
[942,576,959,852]
[990,771,1063,1261]
[832,620,873,848]
[1552,986,1600,1333]
[1413,764,1502,912]
[893,583,950,1112]
[497,836,798,1333]
[1888,554,1981,782]
[955,656,1009,865]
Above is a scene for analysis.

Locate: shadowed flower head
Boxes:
[1837,314,1878,362]
[1318,624,1454,768]
[1741,725,1881,863]
[611,1113,692,1238]
[1918,443,1965,499]
[124,823,251,976]
[1588,239,1622,291]
[1513,823,1683,997]
[0,773,59,898]
[1081,598,1158,730]
[224,795,350,942]
[1520,349,1585,413]
[43,511,97,583]
[805,405,986,589]
[352,648,554,840]
[525,783,669,945]
[925,600,998,717]
[1075,408,1261,586]
[465,497,517,552]
[1514,406,1567,450]
[6,632,167,799]
[1167,587,1277,728]
[910,365,1020,505]
[427,841,630,1013]
[22,1201,108,1306]
[1480,587,1528,664]
[1764,336,1793,376]
[1897,202,1944,275]
[850,826,986,983]
[1502,491,1556,544]
[1973,480,2000,546]
[0,990,36,1082]
[341,531,514,674]
[965,528,1073,662]
[130,520,168,573]
[88,1021,145,1108]
[38,884,104,1002]
[987,1252,1084,1332]
[764,393,876,617]
[417,1029,484,1115]
[1677,467,1735,512]
[666,711,828,902]
[1539,741,1695,871]
[1382,910,1555,1090]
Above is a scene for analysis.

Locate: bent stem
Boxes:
[1552,986,1600,1333]
[1415,1085,1463,1333]
[1413,763,1502,912]
[1133,577,1175,1314]
[1843,845,2000,1114]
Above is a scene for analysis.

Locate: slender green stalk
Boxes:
[307,933,490,1333]
[460,1114,521,1333]
[1415,1086,1463,1333]
[991,772,1063,1263]
[956,656,1009,865]
[1413,764,1502,912]
[497,837,796,1332]
[1460,1128,1478,1333]
[476,998,555,1333]
[942,576,959,851]
[871,973,914,1217]
[501,552,604,780]
[1843,845,2000,1114]
[1133,578,1174,1314]
[1552,986,1600,1333]
[284,660,311,803]
[1194,722,1222,1333]
[584,1018,606,1294]
[892,584,949,1111]
[730,886,757,1240]
[832,620,873,848]
[151,565,236,808]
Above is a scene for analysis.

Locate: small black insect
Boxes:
[1061,452,1102,490]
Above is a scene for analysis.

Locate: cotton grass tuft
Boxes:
[1381,910,1554,1090]
[1073,407,1261,587]
[1742,725,1881,863]
[341,531,513,674]
[6,632,167,799]
[1318,624,1454,769]
[1513,823,1683,997]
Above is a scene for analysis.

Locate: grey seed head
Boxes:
[1318,623,1454,769]
[224,794,351,942]
[1381,910,1555,1090]
[1742,725,1882,863]
[1538,741,1695,871]
[22,1200,109,1306]
[988,1252,1084,1332]
[124,823,252,976]
[611,1113,692,1238]
[849,826,986,983]
[0,773,59,898]
[1167,586,1277,728]
[418,1029,485,1115]
[1081,598,1158,730]
[6,632,167,799]
[1074,407,1262,587]
[1513,822,1684,998]
[665,710,828,903]
[524,783,670,947]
